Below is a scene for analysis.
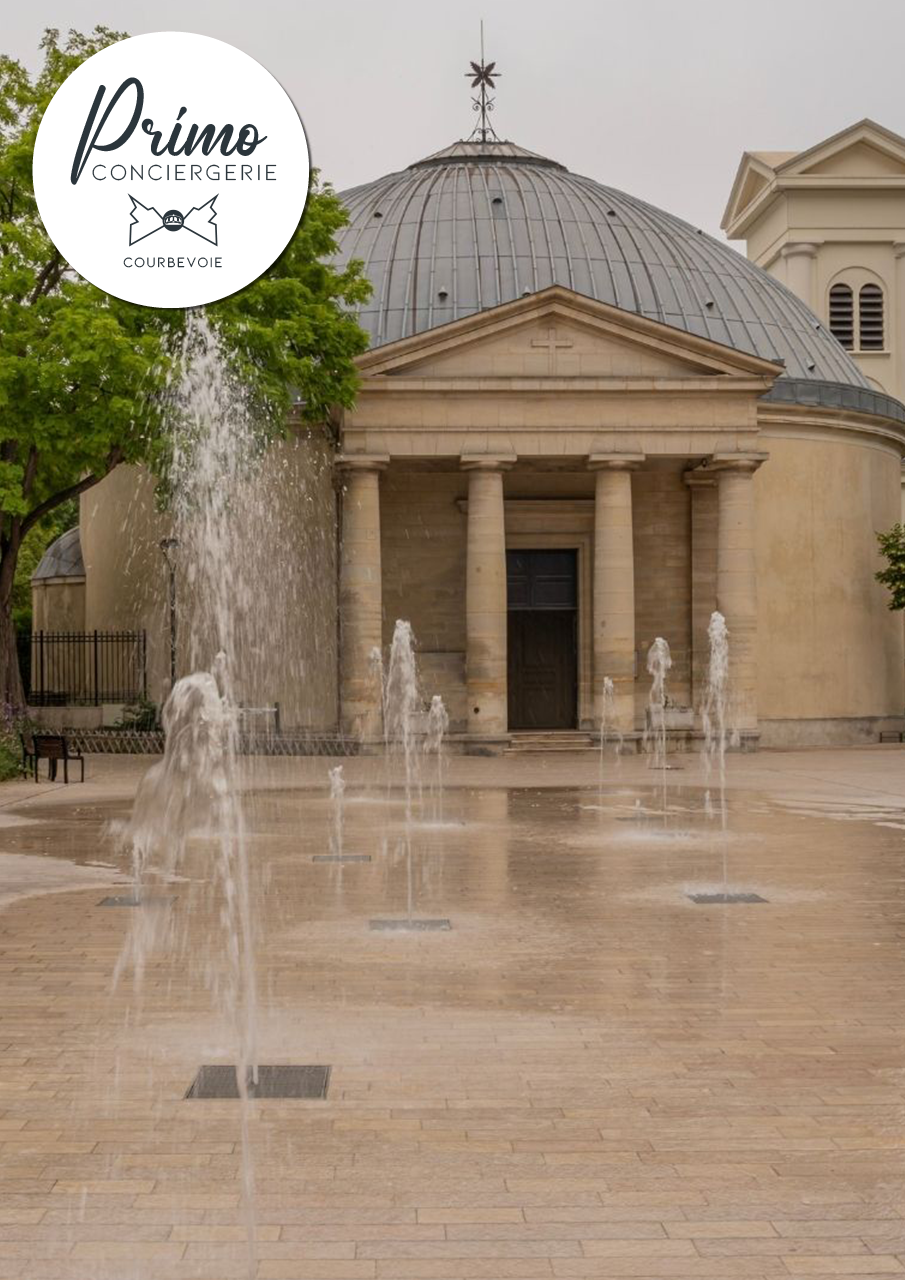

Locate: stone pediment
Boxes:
[801,139,905,177]
[779,120,905,179]
[722,153,782,234]
[723,120,905,235]
[355,287,780,383]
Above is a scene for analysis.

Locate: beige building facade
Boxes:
[723,119,905,401]
[36,129,905,748]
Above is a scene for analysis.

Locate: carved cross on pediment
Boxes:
[530,325,574,372]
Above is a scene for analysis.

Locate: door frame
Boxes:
[504,504,594,731]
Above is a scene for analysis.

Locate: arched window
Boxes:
[859,283,885,350]
[829,283,854,349]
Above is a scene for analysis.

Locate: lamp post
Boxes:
[159,537,179,691]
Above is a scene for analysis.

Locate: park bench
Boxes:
[26,733,85,783]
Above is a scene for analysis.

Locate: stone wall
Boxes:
[82,432,339,731]
[755,428,905,742]
[378,463,695,733]
[380,470,469,730]
[632,461,693,717]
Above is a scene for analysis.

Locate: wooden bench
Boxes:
[29,734,85,783]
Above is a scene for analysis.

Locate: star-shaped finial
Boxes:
[465,41,501,143]
[467,60,498,89]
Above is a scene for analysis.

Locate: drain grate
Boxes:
[98,895,174,907]
[688,892,767,905]
[185,1064,330,1099]
[369,918,451,932]
[312,854,371,863]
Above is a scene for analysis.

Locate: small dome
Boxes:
[32,527,84,582]
[334,137,874,395]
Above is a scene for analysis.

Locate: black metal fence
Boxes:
[20,630,147,706]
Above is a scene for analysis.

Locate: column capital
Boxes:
[708,451,769,476]
[336,453,389,473]
[683,468,716,489]
[460,453,516,472]
[779,241,819,261]
[587,452,645,472]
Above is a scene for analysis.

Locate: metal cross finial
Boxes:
[466,21,501,144]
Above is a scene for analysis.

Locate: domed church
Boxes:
[66,75,905,748]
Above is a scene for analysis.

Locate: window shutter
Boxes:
[859,283,884,350]
[829,283,854,349]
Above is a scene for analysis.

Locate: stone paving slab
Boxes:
[0,748,905,1277]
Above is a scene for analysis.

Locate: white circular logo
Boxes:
[33,31,310,308]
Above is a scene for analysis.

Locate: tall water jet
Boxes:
[598,676,619,804]
[384,620,421,821]
[328,764,346,859]
[425,695,449,824]
[114,312,279,1274]
[645,637,673,821]
[702,611,729,830]
[384,620,421,918]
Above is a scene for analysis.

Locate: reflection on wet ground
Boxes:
[3,750,905,1278]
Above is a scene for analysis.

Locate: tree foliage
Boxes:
[876,525,905,611]
[0,27,370,705]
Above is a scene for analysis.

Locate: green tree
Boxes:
[876,525,905,611]
[0,27,370,707]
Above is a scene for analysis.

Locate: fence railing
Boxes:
[21,630,147,707]
[37,727,357,756]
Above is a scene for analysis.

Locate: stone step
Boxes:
[507,732,597,754]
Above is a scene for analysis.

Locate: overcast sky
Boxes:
[7,0,905,239]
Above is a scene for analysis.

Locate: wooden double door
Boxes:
[506,549,578,731]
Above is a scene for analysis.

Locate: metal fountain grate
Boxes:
[369,918,451,932]
[312,854,371,863]
[688,892,768,905]
[98,895,174,907]
[185,1065,330,1099]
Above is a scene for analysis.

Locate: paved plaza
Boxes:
[3,747,905,1278]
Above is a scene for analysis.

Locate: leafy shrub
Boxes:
[0,706,32,782]
[111,696,160,732]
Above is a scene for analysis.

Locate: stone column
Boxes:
[338,455,388,742]
[462,455,514,744]
[588,453,644,735]
[712,452,767,733]
[684,470,718,712]
[780,242,819,311]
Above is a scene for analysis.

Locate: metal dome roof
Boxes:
[32,527,84,582]
[334,138,878,398]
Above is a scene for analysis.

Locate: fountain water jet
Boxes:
[598,676,620,805]
[645,637,673,822]
[384,620,420,918]
[113,312,285,1275]
[370,620,450,930]
[702,611,729,829]
[329,764,346,858]
[425,695,450,824]
[384,620,421,819]
[702,610,733,898]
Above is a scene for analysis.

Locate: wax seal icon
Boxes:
[128,195,218,246]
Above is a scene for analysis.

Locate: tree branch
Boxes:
[19,445,124,539]
[27,249,63,305]
[21,446,38,499]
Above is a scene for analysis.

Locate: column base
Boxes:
[463,734,512,757]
